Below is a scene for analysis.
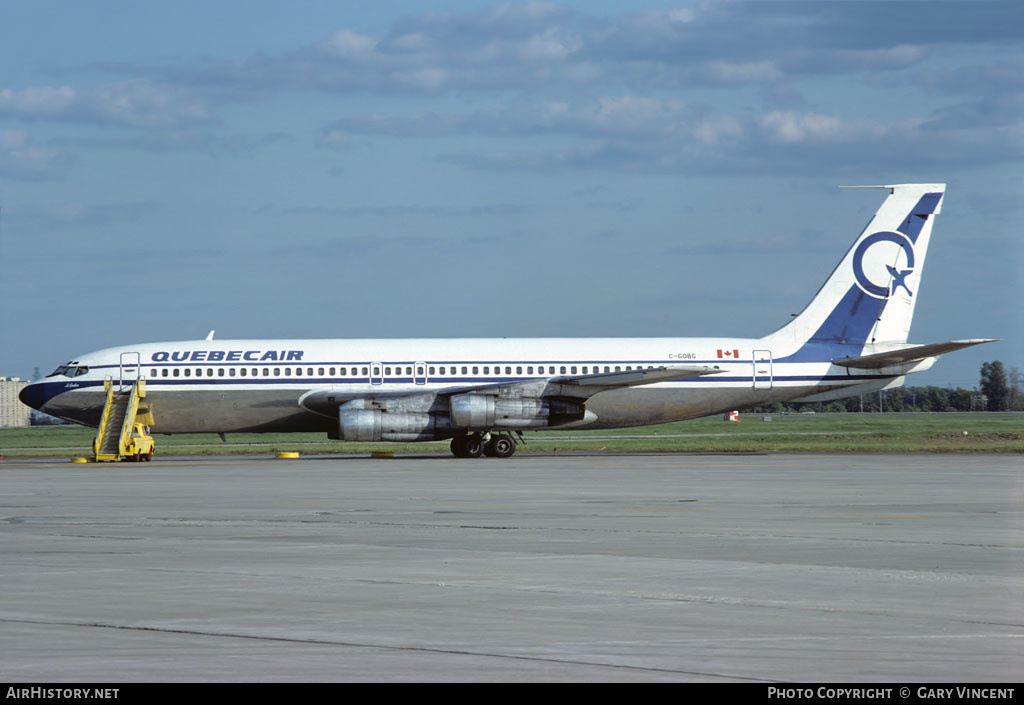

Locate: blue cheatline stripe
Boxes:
[46,372,893,397]
[96,359,726,370]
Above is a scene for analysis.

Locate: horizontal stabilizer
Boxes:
[831,339,996,369]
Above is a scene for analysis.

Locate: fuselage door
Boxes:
[414,362,427,385]
[371,363,383,386]
[119,352,141,391]
[752,349,773,390]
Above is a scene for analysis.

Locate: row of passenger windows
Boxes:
[149,364,652,379]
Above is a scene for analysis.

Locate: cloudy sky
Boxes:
[1,0,1021,389]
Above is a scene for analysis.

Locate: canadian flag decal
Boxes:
[717,349,739,359]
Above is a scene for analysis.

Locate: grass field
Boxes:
[2,412,1022,457]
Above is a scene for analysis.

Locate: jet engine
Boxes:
[338,408,452,442]
[449,393,586,429]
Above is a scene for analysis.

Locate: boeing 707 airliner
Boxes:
[19,183,993,458]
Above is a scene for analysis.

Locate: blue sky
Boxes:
[1,1,1021,390]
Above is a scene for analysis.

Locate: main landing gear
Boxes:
[450,432,517,458]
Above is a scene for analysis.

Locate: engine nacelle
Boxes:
[449,393,586,429]
[338,409,450,442]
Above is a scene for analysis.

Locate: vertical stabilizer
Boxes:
[767,184,944,353]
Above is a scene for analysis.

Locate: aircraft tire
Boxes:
[484,434,516,458]
[451,434,485,458]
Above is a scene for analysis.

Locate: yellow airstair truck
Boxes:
[93,353,155,462]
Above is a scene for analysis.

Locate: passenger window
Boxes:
[218,369,225,377]
[483,366,489,375]
[161,369,168,377]
[240,369,246,377]
[429,367,435,375]
[184,369,191,377]
[318,367,324,376]
[385,367,392,375]
[571,366,577,374]
[173,369,179,377]
[229,368,236,377]
[274,368,280,376]
[560,366,566,374]
[285,368,291,376]
[516,366,522,374]
[361,367,368,376]
[338,368,344,376]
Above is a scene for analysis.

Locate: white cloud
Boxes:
[0,80,210,128]
[693,116,744,145]
[519,28,581,62]
[5,201,159,228]
[391,67,450,89]
[0,85,77,116]
[0,128,66,180]
[758,111,893,144]
[90,80,210,128]
[319,29,379,60]
[709,60,782,83]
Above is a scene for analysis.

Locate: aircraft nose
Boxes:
[18,382,47,411]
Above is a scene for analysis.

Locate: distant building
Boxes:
[1,377,31,427]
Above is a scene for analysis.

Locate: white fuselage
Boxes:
[27,335,899,434]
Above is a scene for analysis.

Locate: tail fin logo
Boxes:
[852,231,916,299]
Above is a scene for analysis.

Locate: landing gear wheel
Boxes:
[451,434,485,458]
[484,434,516,458]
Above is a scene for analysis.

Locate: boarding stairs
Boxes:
[93,378,153,462]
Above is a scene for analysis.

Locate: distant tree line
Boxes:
[753,361,1023,414]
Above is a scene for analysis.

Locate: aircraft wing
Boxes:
[831,339,996,370]
[298,365,722,418]
[496,364,721,394]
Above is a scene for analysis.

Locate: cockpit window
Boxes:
[46,365,89,378]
